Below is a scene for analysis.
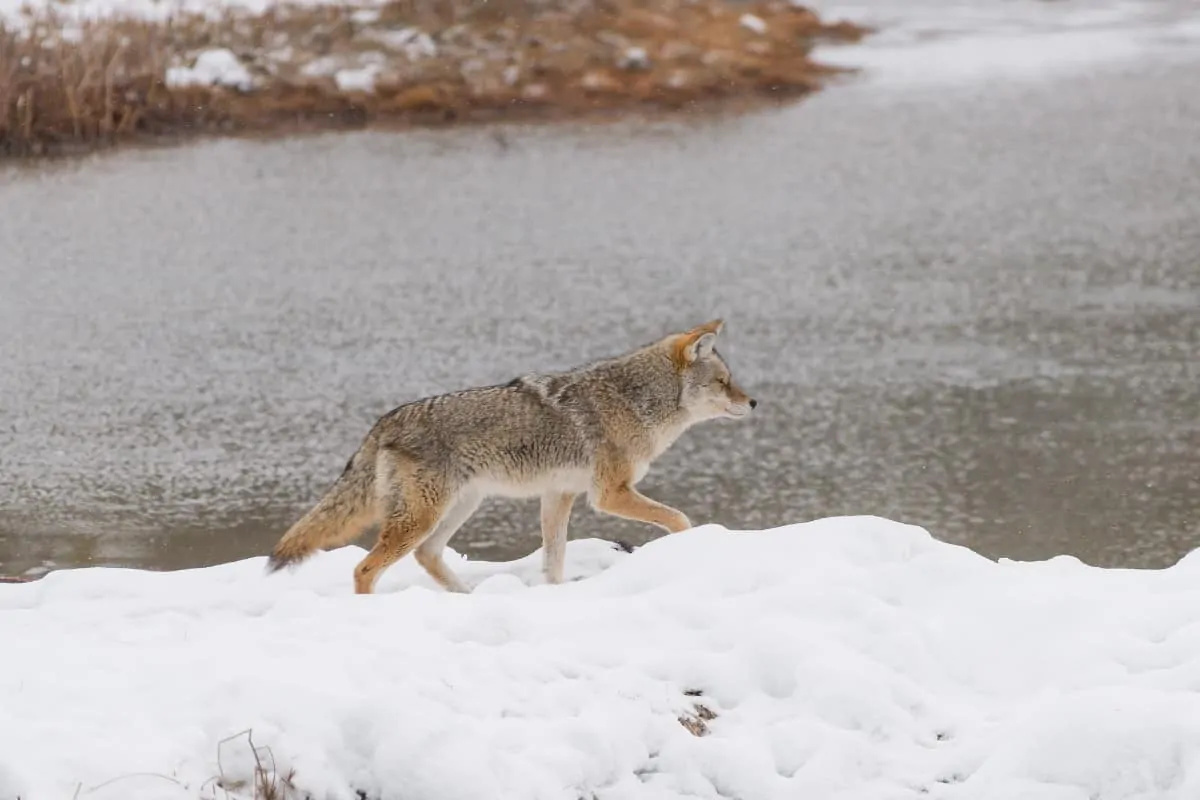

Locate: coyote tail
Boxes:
[266,443,378,573]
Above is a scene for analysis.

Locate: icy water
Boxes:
[2,3,1199,578]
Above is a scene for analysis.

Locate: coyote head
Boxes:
[670,319,757,421]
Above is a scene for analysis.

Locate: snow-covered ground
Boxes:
[811,0,1200,85]
[3,516,1200,800]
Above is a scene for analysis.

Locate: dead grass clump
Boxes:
[1,14,228,157]
[62,728,300,799]
[205,728,301,800]
[1,0,869,159]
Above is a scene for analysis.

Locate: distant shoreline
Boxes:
[0,0,868,161]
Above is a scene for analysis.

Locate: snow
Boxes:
[365,27,439,60]
[3,516,1200,800]
[811,0,1200,87]
[618,46,651,70]
[165,48,254,91]
[335,64,382,93]
[739,13,768,35]
[300,55,341,78]
[818,28,1148,86]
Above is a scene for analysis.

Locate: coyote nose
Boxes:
[749,398,758,410]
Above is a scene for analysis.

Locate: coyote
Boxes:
[265,319,756,594]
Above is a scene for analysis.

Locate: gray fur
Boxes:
[266,320,756,593]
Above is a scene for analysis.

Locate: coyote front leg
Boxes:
[540,492,577,585]
[593,455,692,534]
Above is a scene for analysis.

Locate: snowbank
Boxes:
[817,27,1148,87]
[3,516,1200,800]
[811,0,1200,87]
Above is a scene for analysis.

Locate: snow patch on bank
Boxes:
[3,516,1200,800]
[821,28,1148,86]
[165,48,255,90]
[810,0,1200,87]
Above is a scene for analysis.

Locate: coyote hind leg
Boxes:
[414,493,483,593]
[353,476,449,595]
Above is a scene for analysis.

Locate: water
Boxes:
[2,3,1198,577]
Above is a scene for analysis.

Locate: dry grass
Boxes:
[678,688,718,736]
[1,0,867,158]
[57,729,298,799]
[1,14,221,157]
[51,706,719,798]
[208,729,300,800]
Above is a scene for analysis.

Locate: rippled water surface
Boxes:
[2,19,1198,577]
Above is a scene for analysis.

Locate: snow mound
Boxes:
[3,516,1200,800]
[811,1,1200,88]
[335,64,383,93]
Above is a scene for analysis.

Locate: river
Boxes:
[1,0,1198,577]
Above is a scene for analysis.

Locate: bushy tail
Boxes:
[266,446,378,573]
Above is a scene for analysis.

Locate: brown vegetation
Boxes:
[678,688,718,736]
[1,0,867,159]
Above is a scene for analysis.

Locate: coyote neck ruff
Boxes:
[266,319,757,594]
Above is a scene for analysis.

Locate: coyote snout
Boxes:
[265,319,756,594]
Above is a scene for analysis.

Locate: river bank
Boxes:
[0,0,866,159]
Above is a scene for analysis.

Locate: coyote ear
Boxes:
[687,332,718,362]
[672,319,723,366]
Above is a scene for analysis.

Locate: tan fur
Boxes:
[539,492,578,585]
[265,320,757,594]
[669,319,726,369]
